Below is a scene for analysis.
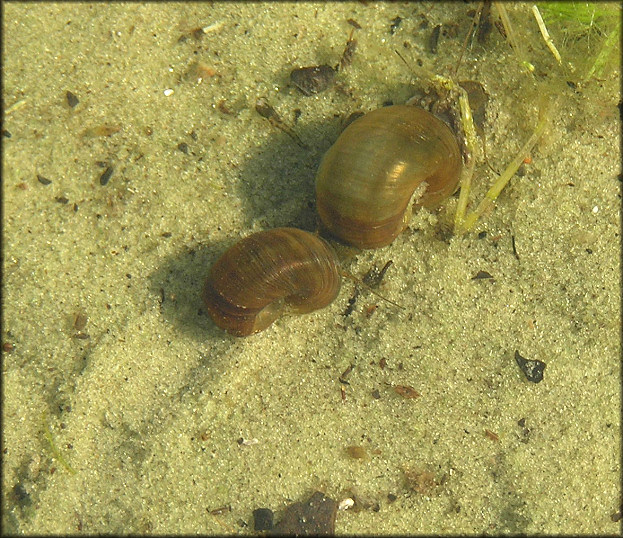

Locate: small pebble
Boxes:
[99,166,114,186]
[273,491,337,535]
[514,350,546,383]
[390,16,403,34]
[252,508,274,531]
[66,91,79,108]
[290,65,335,96]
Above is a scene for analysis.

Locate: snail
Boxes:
[315,104,462,248]
[203,227,341,336]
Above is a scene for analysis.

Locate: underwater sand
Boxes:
[3,2,621,534]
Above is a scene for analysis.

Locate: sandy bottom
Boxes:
[3,3,621,534]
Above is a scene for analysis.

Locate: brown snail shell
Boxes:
[315,104,462,248]
[203,228,341,336]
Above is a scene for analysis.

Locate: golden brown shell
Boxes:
[203,227,341,336]
[315,105,462,248]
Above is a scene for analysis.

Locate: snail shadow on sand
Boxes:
[148,238,234,343]
[147,117,345,342]
[233,115,344,232]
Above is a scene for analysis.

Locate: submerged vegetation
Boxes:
[452,1,619,232]
[42,413,76,475]
[536,2,621,81]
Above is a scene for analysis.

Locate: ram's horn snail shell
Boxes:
[315,104,462,248]
[203,227,341,336]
